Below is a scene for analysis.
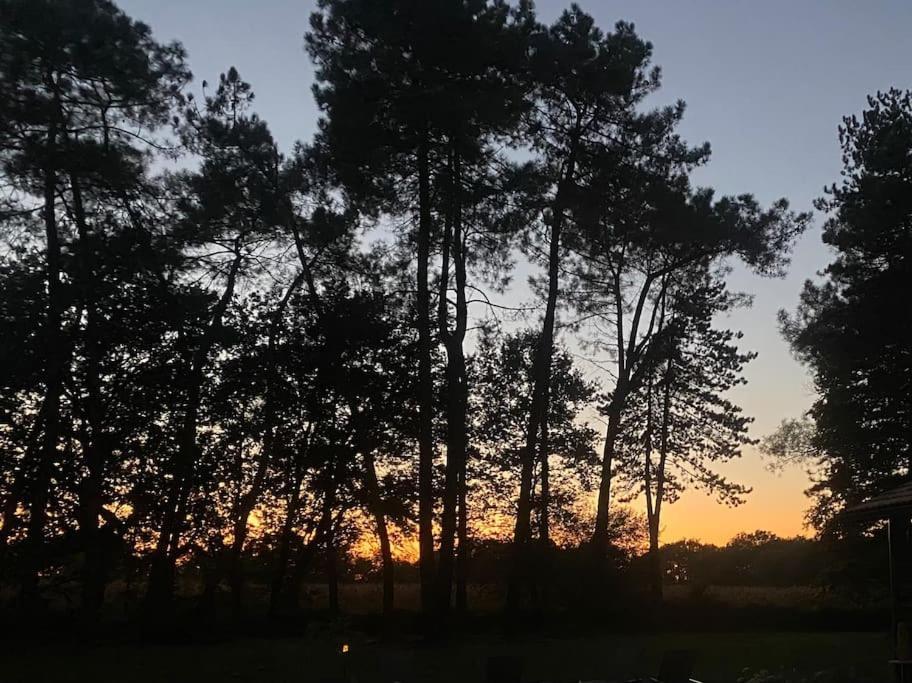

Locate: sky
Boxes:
[118,0,912,544]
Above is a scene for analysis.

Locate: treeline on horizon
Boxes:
[289,531,885,599]
[0,0,908,625]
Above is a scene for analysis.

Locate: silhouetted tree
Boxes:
[775,89,912,532]
[0,0,188,611]
[615,264,755,599]
[145,68,291,609]
[306,0,448,612]
[472,329,599,607]
[308,0,537,616]
[565,98,808,554]
[0,0,828,625]
[428,6,534,611]
[509,9,666,610]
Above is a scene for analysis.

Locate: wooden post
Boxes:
[888,515,912,677]
[890,516,901,657]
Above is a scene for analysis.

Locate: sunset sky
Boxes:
[119,0,912,545]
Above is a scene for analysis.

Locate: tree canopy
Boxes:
[0,0,841,626]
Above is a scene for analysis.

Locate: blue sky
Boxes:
[118,0,912,541]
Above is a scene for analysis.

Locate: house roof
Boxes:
[843,481,912,521]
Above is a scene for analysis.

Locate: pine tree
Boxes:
[145,69,291,608]
[615,264,755,599]
[0,0,188,609]
[307,0,535,615]
[510,10,685,607]
[776,89,912,531]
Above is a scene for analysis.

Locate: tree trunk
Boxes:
[76,419,109,618]
[593,386,626,549]
[455,464,468,613]
[291,455,339,609]
[508,136,578,612]
[363,449,394,616]
[1,412,51,569]
[326,535,339,614]
[269,459,307,616]
[643,377,661,601]
[0,414,46,563]
[593,271,664,551]
[199,550,221,614]
[69,170,112,618]
[146,251,243,610]
[0,459,30,568]
[435,301,466,615]
[538,436,551,548]
[651,356,673,602]
[436,144,468,616]
[22,109,62,604]
[227,497,254,616]
[416,130,436,614]
[537,410,551,609]
[228,273,306,616]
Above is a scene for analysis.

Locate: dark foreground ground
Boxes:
[0,631,893,683]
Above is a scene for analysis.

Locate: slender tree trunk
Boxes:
[146,251,243,609]
[647,514,662,601]
[0,457,31,567]
[363,449,394,616]
[0,484,20,564]
[199,547,221,614]
[76,370,109,617]
[23,109,62,604]
[326,533,339,614]
[227,272,306,616]
[0,414,45,563]
[269,225,336,615]
[646,292,670,601]
[537,406,551,609]
[76,409,109,619]
[512,206,562,548]
[1,413,49,567]
[269,459,307,616]
[651,355,673,602]
[592,270,666,549]
[291,456,339,609]
[508,135,578,612]
[416,130,436,614]
[455,464,468,613]
[592,388,625,548]
[227,486,257,615]
[643,378,661,601]
[436,347,466,615]
[436,145,468,616]
[538,438,551,548]
[287,526,331,611]
[69,171,112,618]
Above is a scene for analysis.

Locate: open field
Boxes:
[0,631,893,682]
[190,583,880,616]
[2,583,891,681]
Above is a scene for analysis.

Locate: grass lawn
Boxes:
[0,631,892,683]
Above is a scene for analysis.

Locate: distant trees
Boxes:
[0,0,813,622]
[660,532,830,588]
[771,89,912,532]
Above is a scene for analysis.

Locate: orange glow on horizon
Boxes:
[348,454,812,564]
